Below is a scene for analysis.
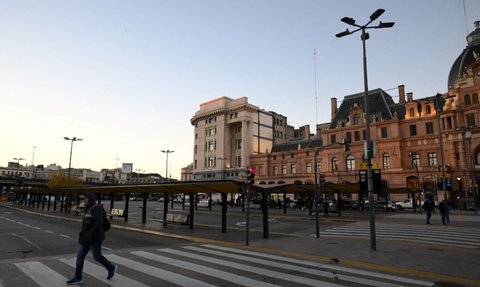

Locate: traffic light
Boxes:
[342,137,351,151]
[247,167,255,185]
[319,173,326,185]
[446,177,452,191]
[437,177,443,190]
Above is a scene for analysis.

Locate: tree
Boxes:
[47,173,82,189]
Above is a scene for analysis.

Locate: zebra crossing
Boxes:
[10,244,434,287]
[320,223,480,248]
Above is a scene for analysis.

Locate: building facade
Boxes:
[250,21,480,207]
[190,96,287,181]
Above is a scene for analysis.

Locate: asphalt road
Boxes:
[0,205,188,263]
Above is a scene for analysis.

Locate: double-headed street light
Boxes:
[64,137,83,187]
[336,8,394,251]
[13,157,25,175]
[161,150,174,182]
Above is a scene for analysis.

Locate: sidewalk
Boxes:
[3,202,480,287]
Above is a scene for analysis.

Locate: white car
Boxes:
[375,201,396,211]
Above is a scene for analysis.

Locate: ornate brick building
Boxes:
[250,21,480,207]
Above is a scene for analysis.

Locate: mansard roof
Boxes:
[329,88,397,129]
[271,138,323,153]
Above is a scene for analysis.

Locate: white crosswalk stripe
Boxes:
[59,257,149,287]
[132,250,279,287]
[10,244,436,287]
[196,244,434,287]
[321,223,480,248]
[106,254,216,287]
[14,261,68,287]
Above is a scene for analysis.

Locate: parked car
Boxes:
[374,201,397,211]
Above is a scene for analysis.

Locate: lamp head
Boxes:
[370,9,385,21]
[378,21,395,28]
[341,17,356,26]
[335,29,351,38]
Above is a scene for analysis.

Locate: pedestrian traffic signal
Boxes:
[247,167,255,185]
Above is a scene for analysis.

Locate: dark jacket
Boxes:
[79,203,105,245]
[423,200,434,212]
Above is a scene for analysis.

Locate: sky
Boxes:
[1,0,479,179]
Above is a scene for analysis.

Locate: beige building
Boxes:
[190,96,288,181]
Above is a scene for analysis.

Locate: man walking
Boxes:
[438,200,448,225]
[422,198,434,224]
[67,192,117,285]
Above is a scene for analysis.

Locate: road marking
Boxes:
[45,230,54,234]
[60,258,148,287]
[159,248,344,287]
[59,234,70,239]
[102,246,112,251]
[15,261,67,287]
[9,233,42,250]
[106,254,216,287]
[132,250,279,287]
[198,244,434,287]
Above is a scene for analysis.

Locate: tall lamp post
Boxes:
[465,129,478,214]
[64,137,83,187]
[161,150,174,182]
[336,8,394,251]
[13,157,25,175]
[409,152,421,214]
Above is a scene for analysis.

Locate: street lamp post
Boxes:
[409,152,421,214]
[336,8,394,251]
[13,157,25,175]
[31,146,37,178]
[434,93,450,222]
[64,137,83,188]
[464,129,477,214]
[63,137,82,214]
[161,150,174,182]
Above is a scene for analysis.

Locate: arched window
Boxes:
[465,94,471,105]
[383,152,391,170]
[476,149,480,165]
[473,93,479,104]
[353,114,360,125]
[425,105,431,115]
[346,154,355,171]
[331,157,338,171]
[409,108,415,117]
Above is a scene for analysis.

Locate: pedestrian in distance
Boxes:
[422,198,434,224]
[438,200,448,225]
[67,192,117,285]
[323,198,329,217]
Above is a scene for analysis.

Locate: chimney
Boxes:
[331,98,337,119]
[398,85,406,103]
[407,92,413,102]
[304,125,311,141]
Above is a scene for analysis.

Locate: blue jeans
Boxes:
[75,242,114,279]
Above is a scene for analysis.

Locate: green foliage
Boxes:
[47,173,82,189]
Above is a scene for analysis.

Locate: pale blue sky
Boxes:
[1,0,479,179]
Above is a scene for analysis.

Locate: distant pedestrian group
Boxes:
[423,198,449,225]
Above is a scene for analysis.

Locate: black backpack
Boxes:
[101,206,111,232]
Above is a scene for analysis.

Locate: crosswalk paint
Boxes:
[181,246,421,287]
[321,224,480,248]
[106,254,216,287]
[132,250,279,287]
[59,258,149,287]
[158,247,344,287]
[199,244,434,287]
[14,261,67,287]
[10,244,439,287]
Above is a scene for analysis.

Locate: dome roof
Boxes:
[448,21,480,89]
